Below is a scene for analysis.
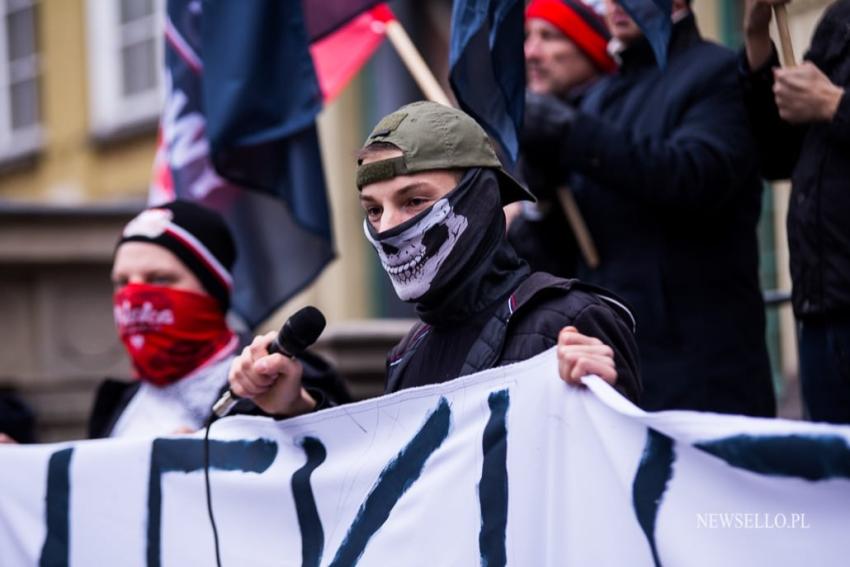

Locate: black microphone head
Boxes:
[276,306,326,356]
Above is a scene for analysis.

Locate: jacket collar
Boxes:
[618,12,701,71]
[415,239,529,327]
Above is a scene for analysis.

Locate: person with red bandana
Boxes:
[88,201,346,438]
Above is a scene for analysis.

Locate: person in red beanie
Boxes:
[525,0,616,98]
[509,0,615,279]
[517,0,776,417]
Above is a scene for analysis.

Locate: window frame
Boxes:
[0,0,42,161]
[85,0,164,140]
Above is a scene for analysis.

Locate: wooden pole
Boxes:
[773,5,796,67]
[383,18,599,268]
[383,20,452,106]
[556,186,600,269]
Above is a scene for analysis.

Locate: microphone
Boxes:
[212,306,327,418]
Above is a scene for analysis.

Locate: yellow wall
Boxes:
[0,0,154,203]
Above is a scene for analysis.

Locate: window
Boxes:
[86,0,164,139]
[0,0,41,159]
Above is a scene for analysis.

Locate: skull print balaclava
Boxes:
[365,168,529,322]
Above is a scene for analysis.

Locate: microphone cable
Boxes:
[202,306,325,567]
[203,415,224,567]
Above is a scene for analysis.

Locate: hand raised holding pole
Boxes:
[744,0,794,68]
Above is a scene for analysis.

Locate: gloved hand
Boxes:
[518,156,559,202]
[519,92,577,199]
[521,91,577,167]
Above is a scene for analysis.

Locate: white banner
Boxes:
[1,348,848,566]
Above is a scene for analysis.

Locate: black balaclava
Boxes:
[365,168,529,326]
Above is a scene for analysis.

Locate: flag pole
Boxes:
[773,5,796,67]
[383,18,600,269]
[383,20,452,106]
[557,186,599,269]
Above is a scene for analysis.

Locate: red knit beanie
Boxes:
[526,0,617,73]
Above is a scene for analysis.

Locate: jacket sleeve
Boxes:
[0,390,36,443]
[826,88,850,145]
[87,379,139,439]
[572,303,642,404]
[299,350,353,410]
[505,286,642,403]
[229,351,352,420]
[562,50,761,213]
[737,44,806,180]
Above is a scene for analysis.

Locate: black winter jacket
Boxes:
[386,272,641,403]
[740,0,850,320]
[557,15,775,415]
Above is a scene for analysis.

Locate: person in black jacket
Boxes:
[520,0,776,416]
[508,0,616,277]
[741,0,850,422]
[227,102,641,415]
[89,200,347,438]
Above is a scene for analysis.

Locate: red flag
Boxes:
[310,5,394,102]
[149,1,393,325]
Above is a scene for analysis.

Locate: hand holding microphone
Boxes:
[217,306,326,418]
